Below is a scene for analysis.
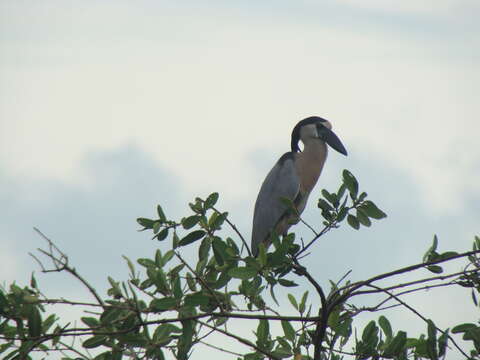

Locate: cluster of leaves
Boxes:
[317,170,386,231]
[0,281,59,359]
[422,235,460,274]
[354,317,449,360]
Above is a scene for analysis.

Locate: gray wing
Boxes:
[251,153,300,256]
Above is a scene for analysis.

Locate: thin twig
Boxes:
[351,268,479,296]
[299,217,319,237]
[295,222,335,258]
[175,251,226,312]
[33,228,104,307]
[331,249,480,308]
[199,340,243,356]
[211,205,252,257]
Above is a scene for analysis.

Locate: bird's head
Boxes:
[291,116,348,155]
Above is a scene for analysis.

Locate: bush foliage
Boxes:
[1,170,479,360]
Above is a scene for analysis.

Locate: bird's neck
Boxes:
[296,140,328,193]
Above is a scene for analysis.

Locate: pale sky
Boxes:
[1,1,479,359]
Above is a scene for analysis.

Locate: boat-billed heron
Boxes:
[251,116,347,256]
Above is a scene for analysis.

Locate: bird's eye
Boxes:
[316,124,327,139]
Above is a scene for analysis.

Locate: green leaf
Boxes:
[0,290,7,312]
[83,335,107,349]
[337,183,347,199]
[30,273,38,289]
[378,315,393,339]
[42,314,57,333]
[198,237,211,261]
[172,231,180,249]
[356,209,371,227]
[172,276,182,299]
[122,255,136,276]
[228,266,258,280]
[214,271,231,289]
[212,237,228,265]
[258,242,267,266]
[186,272,197,292]
[281,320,295,342]
[358,192,368,202]
[278,279,298,287]
[426,265,443,274]
[257,319,269,345]
[383,331,407,357]
[182,215,200,230]
[137,217,155,229]
[347,214,360,230]
[423,235,439,262]
[153,221,161,234]
[153,323,182,345]
[100,307,123,325]
[452,323,477,333]
[426,319,438,360]
[150,297,177,311]
[27,306,42,337]
[362,321,378,343]
[169,264,185,278]
[361,200,387,219]
[178,230,206,247]
[336,207,348,222]
[205,192,219,209]
[322,189,338,207]
[162,250,175,266]
[318,198,333,211]
[156,228,169,241]
[137,258,156,268]
[299,291,308,314]
[439,251,458,260]
[184,293,210,307]
[157,205,166,221]
[81,317,100,328]
[287,294,298,310]
[438,329,449,357]
[177,320,194,360]
[342,169,359,199]
[427,319,437,341]
[154,249,163,267]
[211,211,228,230]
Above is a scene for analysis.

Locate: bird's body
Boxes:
[251,116,347,256]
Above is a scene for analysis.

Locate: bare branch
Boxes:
[198,340,243,357]
[292,258,328,360]
[351,268,479,297]
[332,249,480,307]
[33,228,105,307]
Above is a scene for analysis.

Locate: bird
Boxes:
[251,116,347,256]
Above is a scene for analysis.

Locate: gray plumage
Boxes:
[251,154,300,256]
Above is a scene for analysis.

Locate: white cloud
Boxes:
[335,0,479,15]
[1,10,478,213]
